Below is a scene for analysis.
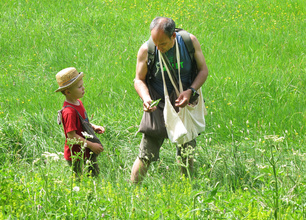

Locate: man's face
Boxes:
[151,29,176,53]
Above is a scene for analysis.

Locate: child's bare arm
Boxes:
[67,130,104,155]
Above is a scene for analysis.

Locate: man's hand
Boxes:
[143,99,157,112]
[175,89,192,107]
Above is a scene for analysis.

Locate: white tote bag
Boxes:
[159,39,206,145]
[176,87,206,144]
[159,52,188,143]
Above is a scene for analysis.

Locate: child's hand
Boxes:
[90,143,104,155]
[92,124,105,134]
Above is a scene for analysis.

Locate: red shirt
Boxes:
[61,100,91,160]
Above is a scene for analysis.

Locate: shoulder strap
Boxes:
[176,29,195,61]
[57,105,83,125]
[176,28,198,81]
[147,36,155,77]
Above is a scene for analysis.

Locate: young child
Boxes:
[55,67,104,177]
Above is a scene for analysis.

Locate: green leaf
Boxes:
[150,99,161,107]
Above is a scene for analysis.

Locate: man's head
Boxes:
[150,17,176,53]
[55,67,84,96]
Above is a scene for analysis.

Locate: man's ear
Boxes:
[172,32,176,39]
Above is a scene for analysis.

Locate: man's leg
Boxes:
[131,134,164,184]
[131,157,150,184]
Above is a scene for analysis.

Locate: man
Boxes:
[131,17,208,184]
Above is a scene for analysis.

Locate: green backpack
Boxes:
[147,28,197,80]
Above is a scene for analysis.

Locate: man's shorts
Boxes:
[138,134,196,162]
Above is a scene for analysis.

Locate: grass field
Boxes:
[0,0,305,219]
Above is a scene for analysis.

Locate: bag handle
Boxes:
[160,52,179,89]
[159,38,182,97]
[175,39,184,93]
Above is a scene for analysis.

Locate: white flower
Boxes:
[81,131,93,139]
[66,138,79,145]
[274,137,285,143]
[42,152,59,161]
[33,158,40,165]
[49,153,59,161]
[264,135,284,143]
[246,158,254,163]
[73,186,80,192]
[256,164,268,169]
[197,196,203,203]
[256,148,266,153]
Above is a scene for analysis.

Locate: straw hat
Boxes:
[55,67,84,92]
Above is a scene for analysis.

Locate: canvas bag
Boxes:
[137,84,167,138]
[159,39,206,145]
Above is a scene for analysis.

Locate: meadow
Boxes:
[0,0,305,219]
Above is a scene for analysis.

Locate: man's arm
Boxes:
[189,34,209,90]
[175,34,209,107]
[134,43,157,112]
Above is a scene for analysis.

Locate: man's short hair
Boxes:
[150,17,175,38]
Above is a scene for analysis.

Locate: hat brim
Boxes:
[55,72,84,92]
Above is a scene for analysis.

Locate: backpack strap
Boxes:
[57,105,83,125]
[176,29,195,62]
[58,105,102,146]
[147,36,156,78]
[176,28,198,81]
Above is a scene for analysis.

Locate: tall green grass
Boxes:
[0,0,305,218]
